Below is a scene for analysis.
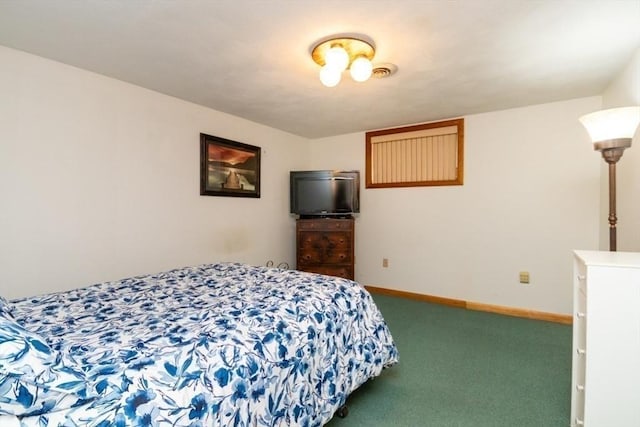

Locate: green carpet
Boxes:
[327,294,572,427]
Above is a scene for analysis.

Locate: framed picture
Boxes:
[200,133,261,198]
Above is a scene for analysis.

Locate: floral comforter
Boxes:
[3,263,398,426]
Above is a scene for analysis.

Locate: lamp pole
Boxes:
[595,139,631,251]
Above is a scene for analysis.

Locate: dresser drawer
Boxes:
[573,345,586,426]
[297,248,352,265]
[297,232,352,262]
[297,219,353,231]
[574,288,587,333]
[298,231,351,248]
[299,265,354,280]
[576,262,587,295]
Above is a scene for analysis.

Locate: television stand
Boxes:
[296,217,355,280]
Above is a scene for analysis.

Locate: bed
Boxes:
[0,263,398,426]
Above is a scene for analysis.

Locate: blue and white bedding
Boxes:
[0,263,398,426]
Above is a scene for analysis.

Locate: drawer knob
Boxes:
[575,419,584,426]
[576,312,586,318]
[576,384,584,392]
[577,275,586,281]
[576,348,586,356]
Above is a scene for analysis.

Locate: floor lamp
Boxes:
[579,106,640,251]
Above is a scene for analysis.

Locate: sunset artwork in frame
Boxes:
[199,133,261,198]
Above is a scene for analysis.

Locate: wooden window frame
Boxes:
[365,118,464,188]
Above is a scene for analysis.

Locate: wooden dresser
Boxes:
[296,217,354,280]
[571,250,640,426]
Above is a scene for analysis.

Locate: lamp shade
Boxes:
[579,106,640,143]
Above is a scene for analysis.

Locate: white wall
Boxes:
[0,43,624,316]
[0,46,308,299]
[310,97,602,315]
[601,48,640,251]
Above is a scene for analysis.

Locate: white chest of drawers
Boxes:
[571,250,640,426]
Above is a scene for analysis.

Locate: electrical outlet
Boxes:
[382,258,389,268]
[519,271,530,284]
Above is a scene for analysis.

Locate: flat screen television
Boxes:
[290,170,360,217]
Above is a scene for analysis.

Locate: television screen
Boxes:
[290,170,359,216]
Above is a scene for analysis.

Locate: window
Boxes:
[365,118,464,188]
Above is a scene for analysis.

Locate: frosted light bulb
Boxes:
[579,106,640,143]
[350,56,373,82]
[325,45,349,71]
[319,65,341,87]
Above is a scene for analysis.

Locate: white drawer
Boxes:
[572,386,585,426]
[576,272,587,295]
[572,351,586,426]
[576,290,586,318]
[574,314,586,351]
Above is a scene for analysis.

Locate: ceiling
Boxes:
[0,0,638,139]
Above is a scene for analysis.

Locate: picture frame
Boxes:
[200,133,261,198]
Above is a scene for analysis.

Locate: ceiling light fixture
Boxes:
[311,36,376,87]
